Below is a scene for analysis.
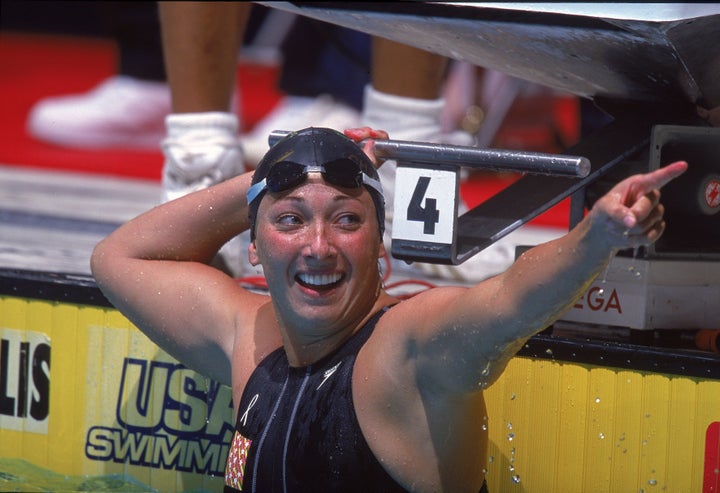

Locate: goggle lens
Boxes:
[266,159,362,192]
[248,159,375,205]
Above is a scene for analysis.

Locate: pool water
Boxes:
[0,458,156,492]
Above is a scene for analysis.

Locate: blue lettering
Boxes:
[85,357,234,475]
[118,358,174,432]
[85,426,227,475]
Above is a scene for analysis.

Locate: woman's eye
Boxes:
[277,214,302,226]
[337,213,361,226]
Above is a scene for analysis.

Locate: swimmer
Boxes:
[91,126,686,492]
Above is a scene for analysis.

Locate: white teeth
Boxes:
[298,272,341,287]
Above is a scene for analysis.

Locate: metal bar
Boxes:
[452,109,659,264]
[268,130,590,178]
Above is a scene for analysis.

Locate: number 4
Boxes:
[406,176,439,234]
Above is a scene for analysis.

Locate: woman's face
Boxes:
[249,174,385,335]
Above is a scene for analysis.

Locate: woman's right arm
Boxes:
[91,172,264,385]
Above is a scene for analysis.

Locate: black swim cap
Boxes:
[247,127,385,241]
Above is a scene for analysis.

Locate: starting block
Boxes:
[269,130,590,265]
[560,124,720,330]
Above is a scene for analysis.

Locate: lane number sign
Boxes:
[392,166,459,245]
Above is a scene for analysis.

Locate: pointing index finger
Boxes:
[640,160,688,192]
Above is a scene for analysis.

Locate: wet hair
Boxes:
[247,127,385,241]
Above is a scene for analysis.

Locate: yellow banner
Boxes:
[1,293,718,492]
[0,295,230,491]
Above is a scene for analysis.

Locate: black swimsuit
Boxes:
[224,308,407,492]
[223,307,488,493]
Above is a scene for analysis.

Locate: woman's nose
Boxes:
[304,222,334,259]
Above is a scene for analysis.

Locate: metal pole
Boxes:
[267,130,589,178]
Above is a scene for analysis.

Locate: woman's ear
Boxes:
[248,240,260,266]
[378,241,388,260]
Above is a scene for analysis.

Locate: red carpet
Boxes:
[0,32,282,181]
[0,32,571,228]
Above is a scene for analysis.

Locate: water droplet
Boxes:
[545,348,553,356]
[595,397,601,403]
[488,455,494,464]
[599,433,605,439]
[507,422,513,430]
[482,424,488,431]
[510,393,516,400]
[507,432,515,441]
[648,479,657,486]
[511,474,521,484]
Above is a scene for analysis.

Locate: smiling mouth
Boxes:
[296,272,344,290]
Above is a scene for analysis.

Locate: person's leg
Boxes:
[158,1,251,200]
[158,2,253,277]
[362,40,481,277]
[159,1,249,113]
[363,39,540,284]
[371,37,447,100]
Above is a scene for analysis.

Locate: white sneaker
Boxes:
[27,76,170,149]
[161,112,244,202]
[363,84,537,285]
[240,95,360,167]
[161,112,249,278]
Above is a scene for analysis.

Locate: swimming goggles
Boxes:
[247,159,383,205]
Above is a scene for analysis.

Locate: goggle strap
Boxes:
[246,178,267,205]
[362,174,384,198]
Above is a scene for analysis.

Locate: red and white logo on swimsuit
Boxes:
[225,431,253,490]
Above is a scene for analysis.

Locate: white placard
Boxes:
[392,166,458,244]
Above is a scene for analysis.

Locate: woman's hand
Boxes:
[587,160,687,249]
[344,127,389,167]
